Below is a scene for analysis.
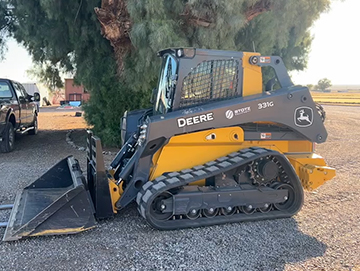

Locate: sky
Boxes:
[291,0,360,86]
[0,38,34,83]
[0,0,359,85]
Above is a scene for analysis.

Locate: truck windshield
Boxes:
[0,81,13,98]
[154,54,178,114]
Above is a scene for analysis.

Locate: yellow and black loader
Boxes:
[1,48,335,241]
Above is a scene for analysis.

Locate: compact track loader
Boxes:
[1,48,336,241]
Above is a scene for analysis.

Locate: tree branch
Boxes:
[180,0,273,28]
[180,3,215,28]
[245,0,273,22]
[94,0,132,73]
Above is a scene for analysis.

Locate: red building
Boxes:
[65,78,90,102]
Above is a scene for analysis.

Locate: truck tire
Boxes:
[28,115,38,135]
[0,122,15,153]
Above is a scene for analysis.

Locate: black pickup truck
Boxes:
[0,78,40,152]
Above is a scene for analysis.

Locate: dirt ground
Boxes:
[38,110,90,131]
[0,105,359,271]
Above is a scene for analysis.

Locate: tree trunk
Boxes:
[94,0,273,75]
[94,0,131,73]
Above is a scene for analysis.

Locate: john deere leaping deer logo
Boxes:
[298,110,311,123]
[294,107,313,127]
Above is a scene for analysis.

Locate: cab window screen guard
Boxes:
[180,59,239,108]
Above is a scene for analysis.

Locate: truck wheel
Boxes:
[28,115,38,135]
[0,122,15,153]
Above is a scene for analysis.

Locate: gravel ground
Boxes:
[0,106,359,271]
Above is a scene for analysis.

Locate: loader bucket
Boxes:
[3,156,96,241]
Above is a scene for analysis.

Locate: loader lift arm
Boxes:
[86,131,114,219]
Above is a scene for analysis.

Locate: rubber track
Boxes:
[136,147,304,230]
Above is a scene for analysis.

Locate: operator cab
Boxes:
[153,48,253,115]
[152,48,289,116]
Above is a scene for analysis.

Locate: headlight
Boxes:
[137,123,148,146]
[176,49,184,57]
[120,111,128,146]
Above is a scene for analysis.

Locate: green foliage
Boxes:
[236,0,330,71]
[27,63,64,91]
[316,78,332,91]
[306,84,314,91]
[3,0,332,146]
[0,0,14,59]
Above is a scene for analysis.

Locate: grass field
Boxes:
[311,91,360,105]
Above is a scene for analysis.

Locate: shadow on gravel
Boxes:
[90,206,328,271]
[69,129,119,153]
[70,129,88,147]
[0,204,327,270]
[3,129,68,154]
[229,218,328,271]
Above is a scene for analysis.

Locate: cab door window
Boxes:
[13,83,26,101]
[19,84,30,97]
[154,54,178,114]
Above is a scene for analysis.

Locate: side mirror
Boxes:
[26,94,33,102]
[33,92,41,102]
[150,88,157,104]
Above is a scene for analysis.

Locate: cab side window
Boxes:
[13,83,26,101]
[19,84,29,97]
